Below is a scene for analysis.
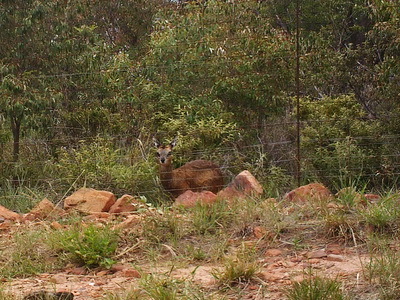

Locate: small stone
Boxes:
[326,244,343,255]
[96,270,109,276]
[111,264,125,273]
[265,249,283,257]
[50,221,63,230]
[307,258,322,264]
[307,249,327,259]
[121,268,141,278]
[67,267,87,275]
[109,194,142,213]
[327,254,346,262]
[253,226,267,239]
[112,214,141,230]
[260,271,286,282]
[49,274,67,284]
[174,190,217,208]
[364,193,380,203]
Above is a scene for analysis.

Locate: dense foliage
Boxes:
[0,0,399,209]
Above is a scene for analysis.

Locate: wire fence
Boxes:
[1,0,399,204]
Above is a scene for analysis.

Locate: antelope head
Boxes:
[153,137,178,165]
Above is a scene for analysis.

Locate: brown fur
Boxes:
[154,138,224,198]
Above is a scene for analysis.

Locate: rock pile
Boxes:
[0,171,381,223]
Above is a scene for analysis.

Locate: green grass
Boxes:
[139,270,208,300]
[367,241,400,300]
[212,244,260,286]
[47,224,119,268]
[191,200,232,235]
[0,183,46,213]
[362,193,400,234]
[286,276,347,300]
[0,229,59,278]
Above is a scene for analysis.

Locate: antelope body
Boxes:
[154,138,224,198]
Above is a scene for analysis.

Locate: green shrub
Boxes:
[48,224,119,268]
[55,138,157,199]
[299,95,380,190]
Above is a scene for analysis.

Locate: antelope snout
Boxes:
[160,157,166,164]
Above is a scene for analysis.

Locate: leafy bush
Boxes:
[299,95,380,190]
[56,138,156,198]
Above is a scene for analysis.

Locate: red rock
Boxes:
[111,264,141,278]
[326,244,343,255]
[64,188,116,213]
[363,193,380,203]
[49,274,67,284]
[50,221,63,230]
[174,190,217,208]
[111,264,125,273]
[306,258,322,264]
[112,214,141,230]
[265,249,283,257]
[291,275,304,282]
[96,270,110,276]
[24,198,64,221]
[0,205,21,222]
[307,249,327,259]
[109,194,142,213]
[260,271,287,282]
[327,254,346,262]
[217,170,263,200]
[121,268,141,278]
[284,183,332,203]
[253,226,267,239]
[67,267,87,275]
[88,212,111,219]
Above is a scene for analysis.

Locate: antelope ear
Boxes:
[170,136,178,148]
[153,137,161,148]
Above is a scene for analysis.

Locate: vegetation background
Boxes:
[0,0,399,210]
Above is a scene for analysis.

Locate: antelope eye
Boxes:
[167,152,172,156]
[156,153,160,157]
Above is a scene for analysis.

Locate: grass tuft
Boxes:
[286,276,347,300]
[48,223,119,268]
[212,243,259,286]
[367,242,400,300]
[0,230,59,278]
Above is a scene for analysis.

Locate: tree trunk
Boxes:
[11,116,21,163]
[11,116,21,187]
